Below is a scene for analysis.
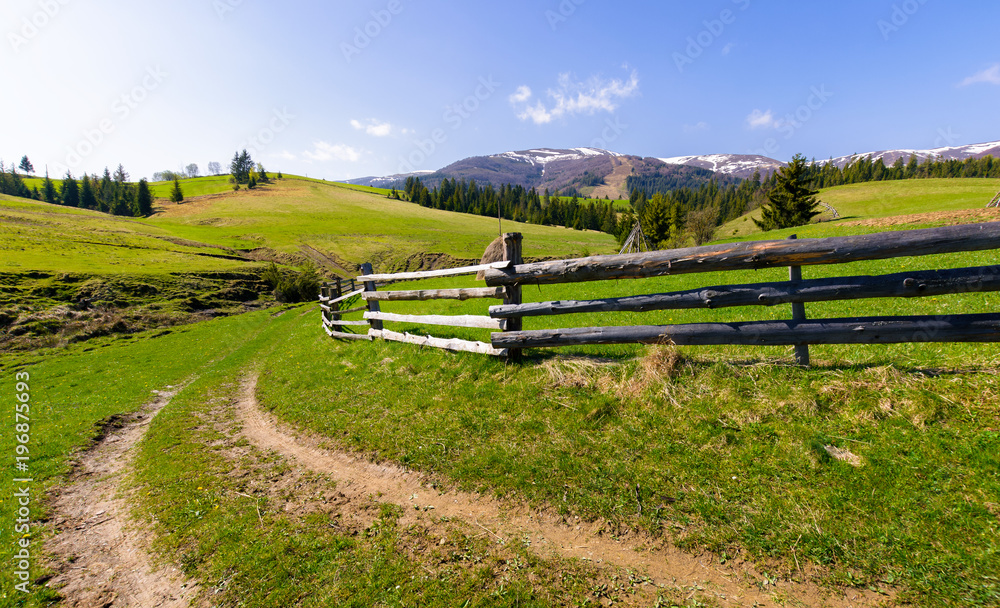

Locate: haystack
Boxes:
[475,236,505,280]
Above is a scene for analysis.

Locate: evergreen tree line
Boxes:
[0,160,153,217]
[401,176,622,235]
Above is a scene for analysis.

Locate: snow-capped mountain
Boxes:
[656,154,785,178]
[342,170,434,188]
[339,138,1000,195]
[821,140,1000,168]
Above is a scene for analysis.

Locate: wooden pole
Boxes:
[484,221,1000,287]
[490,313,1000,349]
[319,284,329,330]
[363,287,505,302]
[502,233,523,361]
[487,265,1000,319]
[360,263,383,332]
[787,235,810,366]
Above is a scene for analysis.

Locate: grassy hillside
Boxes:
[720,178,1000,239]
[2,176,999,607]
[150,177,615,266]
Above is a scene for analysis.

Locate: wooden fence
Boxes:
[322,222,1000,365]
[321,233,524,357]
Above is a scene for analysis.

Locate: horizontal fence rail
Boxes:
[483,222,1000,287]
[358,261,511,284]
[489,265,1000,319]
[491,314,1000,349]
[363,287,506,302]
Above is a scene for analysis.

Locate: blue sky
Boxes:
[3,0,999,181]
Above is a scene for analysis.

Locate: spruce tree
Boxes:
[111,184,133,216]
[169,177,184,203]
[42,170,58,204]
[80,175,98,209]
[18,156,34,174]
[137,179,154,215]
[60,172,80,207]
[99,168,114,212]
[642,193,675,248]
[753,154,820,231]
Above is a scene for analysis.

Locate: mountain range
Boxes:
[343,139,1000,199]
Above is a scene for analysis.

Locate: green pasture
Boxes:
[2,176,1000,606]
[721,178,1000,239]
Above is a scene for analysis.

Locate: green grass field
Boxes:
[721,178,1000,239]
[2,177,999,607]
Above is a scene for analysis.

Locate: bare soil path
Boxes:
[44,382,203,608]
[236,373,889,608]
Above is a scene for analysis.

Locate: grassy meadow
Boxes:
[1,176,999,606]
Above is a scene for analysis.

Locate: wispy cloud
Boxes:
[683,121,709,133]
[721,42,736,56]
[960,64,1000,86]
[350,118,400,137]
[746,109,777,129]
[510,71,640,125]
[303,141,362,162]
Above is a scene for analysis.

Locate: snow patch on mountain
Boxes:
[495,147,622,166]
[658,154,785,177]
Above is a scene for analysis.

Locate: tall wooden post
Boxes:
[502,233,523,361]
[320,284,329,330]
[787,235,810,366]
[361,263,383,333]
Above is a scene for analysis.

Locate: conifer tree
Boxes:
[42,170,58,204]
[18,156,34,174]
[137,178,154,215]
[80,175,98,209]
[753,154,820,231]
[60,172,80,207]
[111,184,133,216]
[230,149,253,184]
[99,168,114,212]
[169,177,184,203]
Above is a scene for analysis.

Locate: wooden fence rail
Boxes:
[320,222,1000,365]
[320,234,521,356]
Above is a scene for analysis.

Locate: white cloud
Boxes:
[960,64,1000,86]
[509,85,533,104]
[276,150,297,161]
[746,109,777,129]
[303,141,362,162]
[683,121,709,133]
[350,118,396,137]
[510,70,640,125]
[721,42,736,56]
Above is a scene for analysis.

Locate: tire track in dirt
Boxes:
[236,373,889,608]
[44,381,203,608]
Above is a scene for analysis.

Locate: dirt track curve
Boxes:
[44,382,203,608]
[237,373,887,608]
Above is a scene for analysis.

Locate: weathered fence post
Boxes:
[320,283,329,329]
[787,235,810,366]
[361,263,383,333]
[502,233,523,361]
